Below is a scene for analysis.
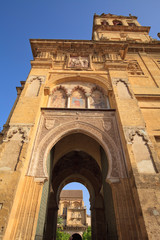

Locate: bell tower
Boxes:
[92,13,151,43]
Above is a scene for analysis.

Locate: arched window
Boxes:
[49,88,67,108]
[101,20,109,26]
[128,22,136,26]
[73,201,81,208]
[113,20,123,26]
[70,88,86,108]
[90,89,108,109]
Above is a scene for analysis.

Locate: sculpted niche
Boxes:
[25,75,46,97]
[124,127,157,173]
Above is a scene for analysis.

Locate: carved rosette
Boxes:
[3,125,31,143]
[27,109,127,182]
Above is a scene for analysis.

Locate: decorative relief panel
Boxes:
[27,110,127,182]
[124,127,157,173]
[3,125,30,143]
[36,51,66,62]
[48,82,109,109]
[0,125,31,171]
[69,56,89,68]
[126,60,144,75]
[92,54,109,63]
[112,78,132,99]
[26,75,46,97]
[92,53,121,63]
[27,75,46,84]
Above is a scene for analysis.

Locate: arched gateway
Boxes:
[25,108,144,240]
[3,12,160,240]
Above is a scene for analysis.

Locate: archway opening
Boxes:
[63,182,90,215]
[36,133,117,240]
[72,233,82,240]
[58,182,91,239]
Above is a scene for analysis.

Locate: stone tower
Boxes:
[0,13,160,240]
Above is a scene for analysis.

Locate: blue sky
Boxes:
[0,0,160,213]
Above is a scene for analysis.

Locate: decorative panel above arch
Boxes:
[27,109,128,183]
[49,82,109,109]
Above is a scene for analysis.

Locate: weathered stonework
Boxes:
[1,13,160,240]
[27,109,127,183]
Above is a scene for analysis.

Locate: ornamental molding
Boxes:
[123,126,149,144]
[27,75,46,84]
[111,78,129,85]
[27,109,127,182]
[3,124,31,143]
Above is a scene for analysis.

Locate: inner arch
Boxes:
[35,132,117,240]
[72,233,82,240]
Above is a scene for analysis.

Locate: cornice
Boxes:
[94,13,137,20]
[93,25,150,33]
[30,39,128,58]
[128,42,160,53]
[30,39,160,59]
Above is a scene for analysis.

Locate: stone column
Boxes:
[3,177,43,240]
[67,93,71,108]
[85,93,91,109]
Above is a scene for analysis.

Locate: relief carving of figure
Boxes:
[69,56,89,68]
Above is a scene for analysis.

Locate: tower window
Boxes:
[101,20,109,26]
[128,22,136,26]
[113,20,123,26]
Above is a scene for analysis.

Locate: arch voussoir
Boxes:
[27,109,127,182]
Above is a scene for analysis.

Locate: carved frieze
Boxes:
[27,109,127,182]
[92,54,109,63]
[126,60,144,75]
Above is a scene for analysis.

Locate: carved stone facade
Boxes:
[27,109,127,182]
[58,190,90,238]
[1,13,160,240]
